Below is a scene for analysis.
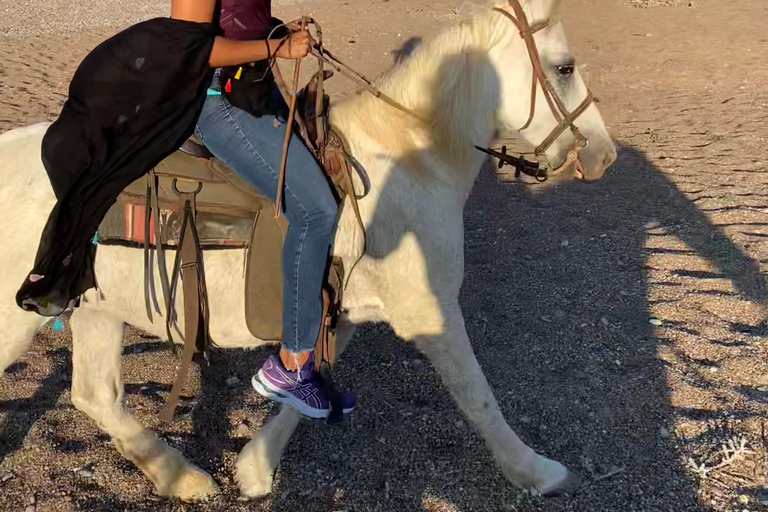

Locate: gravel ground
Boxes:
[1,0,768,511]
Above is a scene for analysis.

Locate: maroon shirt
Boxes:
[219,0,272,40]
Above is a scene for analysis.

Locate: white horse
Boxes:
[0,0,616,502]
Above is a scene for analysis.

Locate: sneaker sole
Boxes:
[251,371,354,419]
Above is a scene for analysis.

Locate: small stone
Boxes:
[0,472,14,484]
[757,386,768,392]
[554,310,567,320]
[77,468,94,479]
[659,426,670,438]
[226,376,241,387]
[600,317,610,326]
[24,506,35,512]
[737,494,749,505]
[455,420,465,429]
[649,317,662,326]
[411,359,423,367]
[709,366,719,374]
[561,240,570,247]
[619,290,629,296]
[29,496,36,505]
[234,423,251,438]
[541,316,553,323]
[520,416,531,424]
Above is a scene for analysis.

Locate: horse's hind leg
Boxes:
[69,305,219,501]
[236,319,357,497]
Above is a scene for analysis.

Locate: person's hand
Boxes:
[278,30,310,59]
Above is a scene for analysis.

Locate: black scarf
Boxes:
[16,17,216,316]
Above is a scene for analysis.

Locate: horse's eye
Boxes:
[557,64,574,76]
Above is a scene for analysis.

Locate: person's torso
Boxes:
[219,0,272,40]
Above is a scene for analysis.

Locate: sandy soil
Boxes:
[1,0,767,511]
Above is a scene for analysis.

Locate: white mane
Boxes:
[330,6,511,177]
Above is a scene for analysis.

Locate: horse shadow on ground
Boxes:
[261,144,765,512]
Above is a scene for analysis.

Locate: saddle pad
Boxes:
[97,202,254,248]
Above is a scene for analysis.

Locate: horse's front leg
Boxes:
[397,299,580,496]
[69,305,219,501]
[237,318,357,497]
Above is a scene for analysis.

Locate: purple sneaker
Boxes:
[252,354,355,419]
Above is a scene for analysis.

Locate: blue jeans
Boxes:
[194,71,338,352]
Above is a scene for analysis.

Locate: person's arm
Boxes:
[170,0,309,67]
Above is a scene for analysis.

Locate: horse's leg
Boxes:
[0,310,41,374]
[396,299,579,496]
[69,305,220,501]
[236,319,357,497]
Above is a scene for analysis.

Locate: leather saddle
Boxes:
[98,61,362,424]
[99,135,288,341]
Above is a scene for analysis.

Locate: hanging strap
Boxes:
[158,192,204,422]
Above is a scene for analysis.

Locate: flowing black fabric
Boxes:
[16,17,216,316]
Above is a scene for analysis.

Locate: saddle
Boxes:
[98,50,364,424]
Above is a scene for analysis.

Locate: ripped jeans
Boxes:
[194,70,338,352]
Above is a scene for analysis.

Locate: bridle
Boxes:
[488,0,596,182]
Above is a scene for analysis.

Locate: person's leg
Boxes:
[194,88,353,418]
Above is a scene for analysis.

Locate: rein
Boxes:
[270,0,596,190]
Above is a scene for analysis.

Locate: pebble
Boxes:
[520,416,531,424]
[659,426,670,438]
[0,472,14,484]
[411,359,423,368]
[554,310,567,320]
[738,494,750,505]
[455,420,465,429]
[600,317,610,326]
[757,386,768,392]
[561,240,570,247]
[234,423,251,438]
[226,376,241,387]
[541,316,553,323]
[77,468,94,479]
[649,317,662,326]
[24,506,35,512]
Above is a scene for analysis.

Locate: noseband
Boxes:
[482,0,595,182]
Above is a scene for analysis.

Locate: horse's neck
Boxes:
[330,19,501,194]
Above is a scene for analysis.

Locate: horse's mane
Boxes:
[331,5,510,177]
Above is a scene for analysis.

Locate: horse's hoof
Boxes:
[540,469,582,497]
[236,453,274,498]
[170,465,220,502]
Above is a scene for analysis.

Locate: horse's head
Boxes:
[486,0,616,182]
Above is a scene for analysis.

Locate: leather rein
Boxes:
[271,0,596,185]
